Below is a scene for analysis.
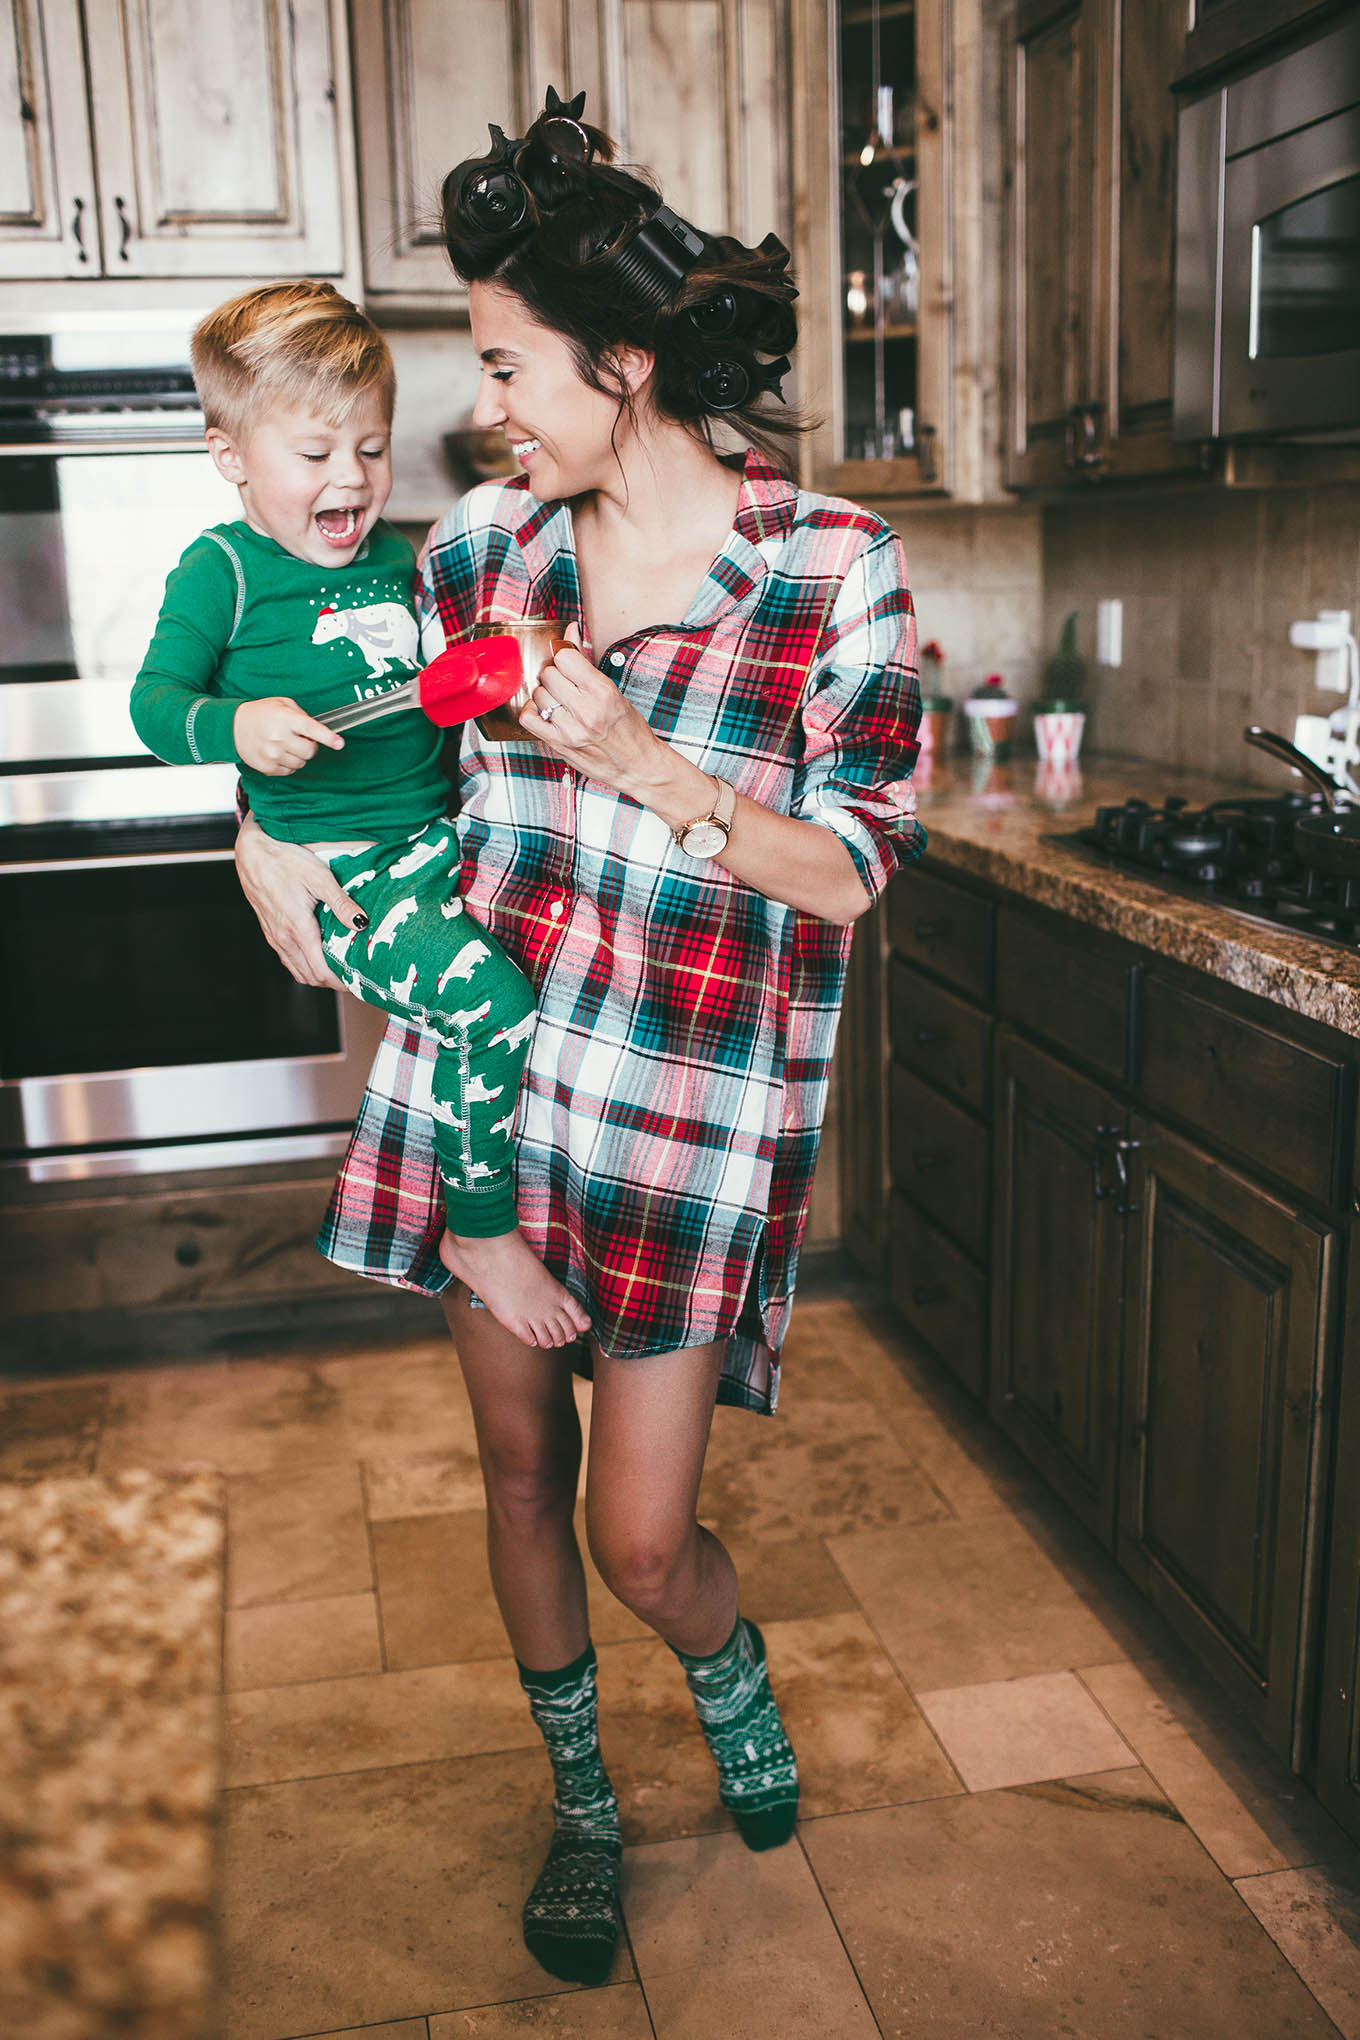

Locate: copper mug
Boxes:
[470,619,569,740]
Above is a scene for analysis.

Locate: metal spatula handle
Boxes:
[316,678,419,733]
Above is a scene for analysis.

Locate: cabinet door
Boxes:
[1315,1210,1360,1844]
[991,1026,1126,1547]
[1004,0,1106,489]
[352,0,606,299]
[839,898,889,1282]
[1118,1117,1337,1765]
[0,0,100,276]
[81,0,343,277]
[1102,0,1199,479]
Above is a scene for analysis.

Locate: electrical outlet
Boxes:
[1096,599,1122,667]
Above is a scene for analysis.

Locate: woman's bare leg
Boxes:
[442,1286,589,1667]
[584,1337,738,1655]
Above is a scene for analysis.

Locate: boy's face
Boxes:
[206,389,394,568]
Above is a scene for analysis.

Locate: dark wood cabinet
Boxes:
[991,1028,1126,1547]
[1119,1117,1337,1762]
[881,867,1357,1784]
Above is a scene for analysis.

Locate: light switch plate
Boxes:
[1097,599,1122,667]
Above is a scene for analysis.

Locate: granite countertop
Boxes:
[911,752,1360,1036]
[0,1471,225,2040]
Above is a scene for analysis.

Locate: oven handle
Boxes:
[2,847,237,876]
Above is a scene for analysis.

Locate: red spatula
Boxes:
[317,634,525,733]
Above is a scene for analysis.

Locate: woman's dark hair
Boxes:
[440,92,807,472]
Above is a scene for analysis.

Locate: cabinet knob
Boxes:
[914,920,947,940]
[912,1283,945,1306]
[912,1150,944,1172]
[174,1238,201,1268]
[914,1026,947,1045]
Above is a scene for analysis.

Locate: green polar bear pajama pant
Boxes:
[314,819,535,1239]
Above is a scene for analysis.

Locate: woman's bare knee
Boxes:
[587,1516,692,1620]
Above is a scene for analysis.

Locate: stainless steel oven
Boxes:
[1174,11,1360,441]
[0,322,391,1183]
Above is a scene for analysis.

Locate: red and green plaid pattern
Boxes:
[318,451,925,1412]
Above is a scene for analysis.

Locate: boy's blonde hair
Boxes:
[191,281,395,438]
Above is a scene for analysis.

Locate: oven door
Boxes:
[1220,108,1360,439]
[0,833,386,1173]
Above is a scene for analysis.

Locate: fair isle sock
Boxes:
[517,1643,622,1986]
[673,1615,799,1850]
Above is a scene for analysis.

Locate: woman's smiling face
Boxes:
[469,280,641,499]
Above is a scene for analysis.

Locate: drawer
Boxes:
[888,1191,989,1400]
[1141,976,1349,1206]
[890,1062,990,1261]
[887,866,993,1001]
[996,907,1130,1084]
[889,957,992,1117]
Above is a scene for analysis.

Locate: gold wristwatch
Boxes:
[673,775,736,858]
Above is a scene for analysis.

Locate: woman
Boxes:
[236,90,925,1989]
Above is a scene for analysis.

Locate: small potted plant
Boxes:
[1034,611,1087,763]
[917,639,953,755]
[962,672,1018,760]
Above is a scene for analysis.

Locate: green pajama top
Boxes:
[130,519,449,843]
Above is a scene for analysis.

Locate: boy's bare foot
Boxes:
[439,1227,591,1348]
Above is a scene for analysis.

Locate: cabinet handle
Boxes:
[914,920,947,940]
[912,1150,944,1171]
[912,1283,945,1306]
[914,1026,947,1045]
[114,194,133,260]
[174,1238,201,1268]
[1075,403,1105,470]
[916,423,939,485]
[1113,1134,1141,1217]
[71,195,89,263]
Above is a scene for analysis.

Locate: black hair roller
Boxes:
[696,358,753,412]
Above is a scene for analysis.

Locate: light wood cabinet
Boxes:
[0,0,100,276]
[352,0,791,304]
[0,0,344,282]
[1003,0,1202,488]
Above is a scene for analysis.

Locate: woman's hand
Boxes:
[517,624,668,792]
[234,813,366,987]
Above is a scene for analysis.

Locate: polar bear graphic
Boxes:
[429,1098,469,1131]
[436,1000,493,1036]
[312,600,419,679]
[440,897,465,920]
[388,963,418,1002]
[488,1110,516,1140]
[389,833,449,881]
[466,1073,504,1104]
[465,1160,496,1181]
[436,939,491,994]
[367,897,419,952]
[490,1011,534,1053]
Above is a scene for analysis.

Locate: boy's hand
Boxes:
[234,696,344,775]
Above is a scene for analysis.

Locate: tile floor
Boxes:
[6,1292,1360,2039]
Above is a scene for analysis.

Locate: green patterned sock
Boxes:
[674,1615,799,1851]
[517,1643,622,1986]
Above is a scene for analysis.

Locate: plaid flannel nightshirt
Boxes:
[317,449,926,1413]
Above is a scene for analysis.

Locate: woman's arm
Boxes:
[521,639,876,926]
[234,814,368,986]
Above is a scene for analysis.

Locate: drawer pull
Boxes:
[913,1283,946,1306]
[174,1238,201,1268]
[912,1150,945,1171]
[1113,1135,1141,1217]
[1092,1123,1119,1201]
[914,920,948,939]
[914,1026,947,1045]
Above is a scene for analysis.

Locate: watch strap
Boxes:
[673,774,736,851]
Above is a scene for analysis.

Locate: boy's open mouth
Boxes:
[316,507,362,546]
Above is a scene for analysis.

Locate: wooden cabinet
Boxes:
[353,0,792,304]
[992,1027,1125,1546]
[0,0,344,281]
[881,876,1355,1771]
[1119,1117,1336,1763]
[1003,0,1201,488]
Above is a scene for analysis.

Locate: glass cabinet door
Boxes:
[837,1,922,466]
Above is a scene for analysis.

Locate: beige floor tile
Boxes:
[916,1670,1135,1792]
[803,1767,1341,2039]
[429,1983,653,2035]
[1235,1862,1360,2040]
[625,1828,880,2039]
[828,1510,1140,1689]
[804,1298,1034,1516]
[0,1380,106,1480]
[766,1611,961,1814]
[220,1749,632,2040]
[717,1531,860,1626]
[226,1592,383,1691]
[295,2025,428,2039]
[363,1445,489,1520]
[227,1460,371,1608]
[225,1656,537,1789]
[1080,1657,1352,1879]
[700,1387,951,1541]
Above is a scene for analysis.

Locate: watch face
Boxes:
[681,820,728,857]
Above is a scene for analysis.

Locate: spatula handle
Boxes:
[316,678,419,732]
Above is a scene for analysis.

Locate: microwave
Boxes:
[1174,12,1360,442]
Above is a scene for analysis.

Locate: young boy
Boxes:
[131,281,589,1350]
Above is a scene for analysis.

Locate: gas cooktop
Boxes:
[1055,792,1360,949]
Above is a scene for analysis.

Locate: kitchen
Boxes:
[3,0,1360,2034]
